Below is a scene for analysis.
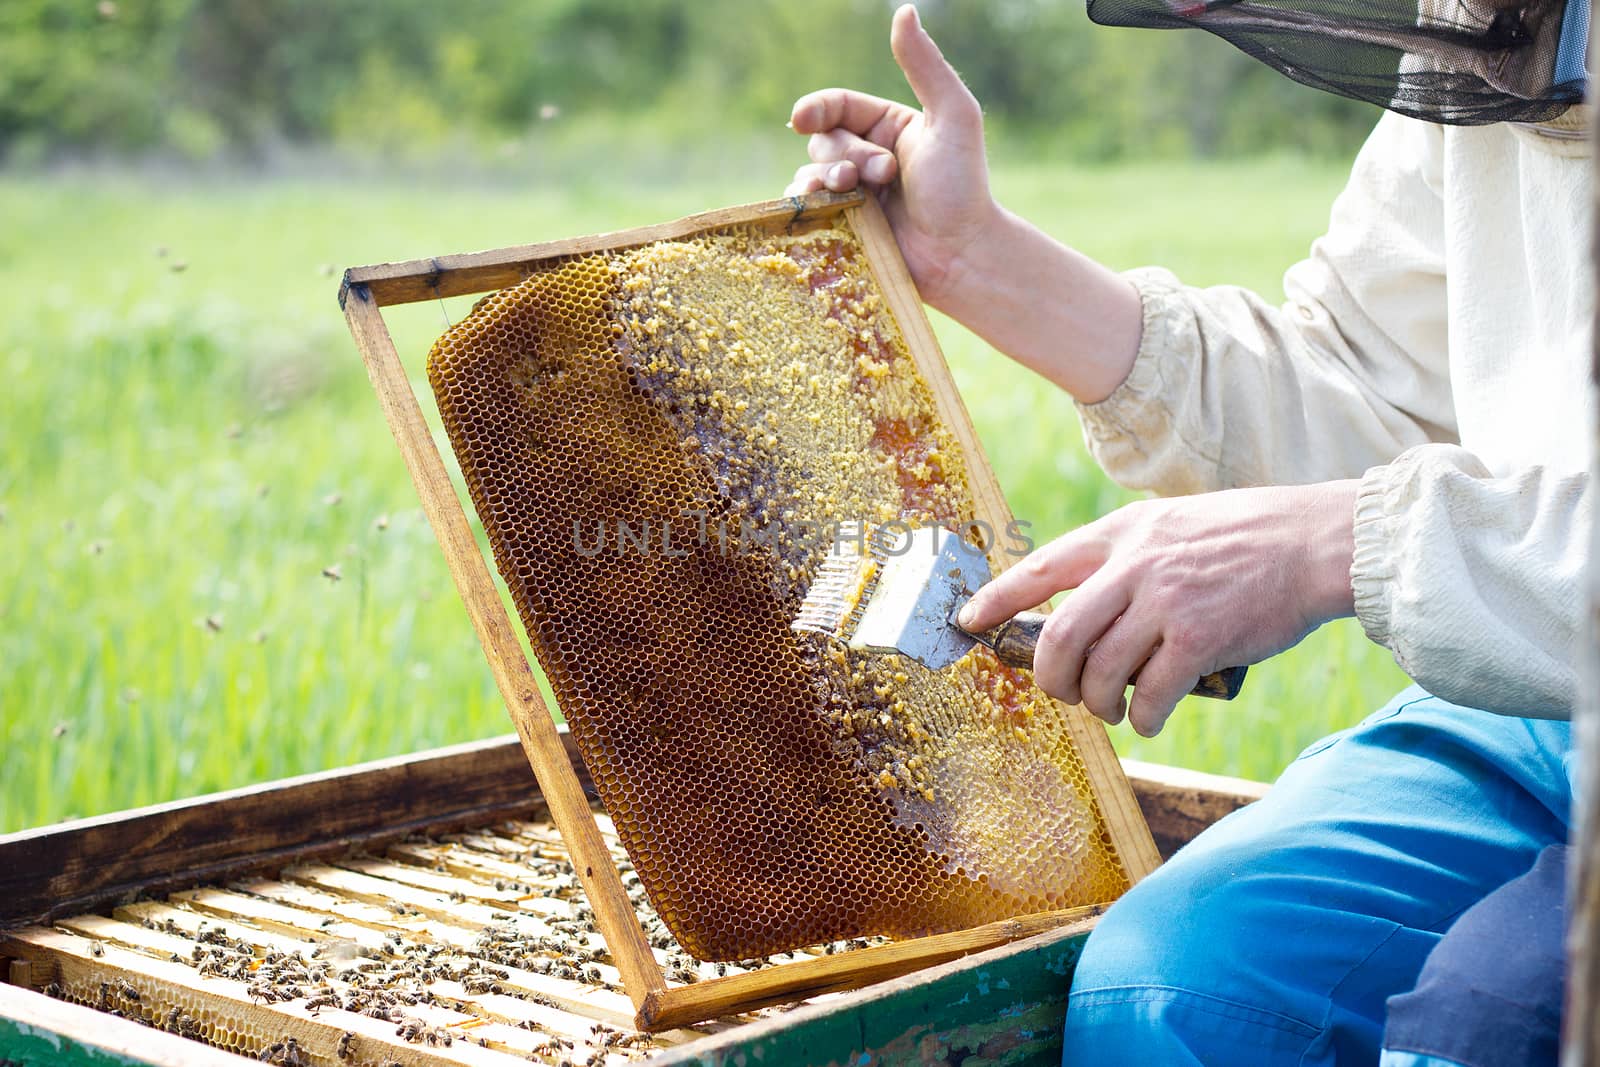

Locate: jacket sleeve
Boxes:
[1076,111,1458,495]
[1352,445,1586,718]
[1069,111,1585,718]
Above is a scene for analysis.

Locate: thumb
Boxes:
[889,4,980,129]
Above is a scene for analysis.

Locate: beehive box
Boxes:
[0,729,1264,1066]
[336,191,1162,1027]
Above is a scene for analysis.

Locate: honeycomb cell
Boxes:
[427,224,1129,961]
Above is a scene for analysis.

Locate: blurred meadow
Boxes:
[0,0,1407,833]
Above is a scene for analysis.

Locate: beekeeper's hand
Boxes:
[785,5,993,310]
[786,5,1142,403]
[958,482,1361,737]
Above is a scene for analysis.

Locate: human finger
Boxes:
[1030,575,1131,710]
[889,4,982,131]
[1079,612,1161,725]
[783,161,859,198]
[1124,646,1198,738]
[807,129,899,185]
[959,525,1112,632]
[790,88,916,149]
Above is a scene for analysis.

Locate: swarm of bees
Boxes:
[37,818,892,1063]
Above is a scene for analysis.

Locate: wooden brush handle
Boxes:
[967,611,1248,701]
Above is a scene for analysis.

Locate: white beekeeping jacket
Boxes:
[1075,107,1593,717]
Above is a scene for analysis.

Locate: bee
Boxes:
[43,982,62,999]
[89,941,105,958]
[334,1031,354,1060]
[303,991,337,1015]
[117,981,140,1002]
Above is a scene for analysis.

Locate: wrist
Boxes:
[1300,480,1359,624]
[916,197,1009,315]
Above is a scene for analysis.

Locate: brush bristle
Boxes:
[790,520,889,639]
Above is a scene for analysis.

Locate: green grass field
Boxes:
[0,155,1408,833]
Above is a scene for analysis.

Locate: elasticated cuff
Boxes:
[1351,462,1401,650]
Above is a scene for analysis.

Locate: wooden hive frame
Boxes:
[337,190,1162,1031]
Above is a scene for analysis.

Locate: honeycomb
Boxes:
[426,220,1129,961]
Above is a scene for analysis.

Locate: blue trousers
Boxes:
[1062,687,1574,1066]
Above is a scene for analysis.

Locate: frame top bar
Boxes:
[338,191,865,310]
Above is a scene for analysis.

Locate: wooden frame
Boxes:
[336,190,1161,1030]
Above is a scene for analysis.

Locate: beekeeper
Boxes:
[787,3,1590,1064]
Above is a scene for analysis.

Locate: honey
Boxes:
[426,223,1128,962]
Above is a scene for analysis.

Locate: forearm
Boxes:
[931,205,1143,405]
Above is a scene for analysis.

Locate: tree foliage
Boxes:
[0,0,1376,163]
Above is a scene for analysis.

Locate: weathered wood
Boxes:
[0,981,258,1067]
[637,906,1103,1032]
[1122,758,1269,860]
[845,195,1165,885]
[651,912,1098,1067]
[0,733,588,929]
[1563,82,1600,1067]
[343,285,665,1011]
[339,192,863,308]
[0,729,1260,932]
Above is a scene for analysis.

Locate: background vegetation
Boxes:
[0,1,1404,833]
[2,0,1378,166]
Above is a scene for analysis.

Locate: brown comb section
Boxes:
[427,226,1128,961]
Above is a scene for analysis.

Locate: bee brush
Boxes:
[792,520,1247,700]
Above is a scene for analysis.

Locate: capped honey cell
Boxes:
[426,224,1129,962]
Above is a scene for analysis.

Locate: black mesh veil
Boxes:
[1088,0,1588,123]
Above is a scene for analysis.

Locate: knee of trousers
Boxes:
[1062,854,1328,1064]
[1069,827,1306,1000]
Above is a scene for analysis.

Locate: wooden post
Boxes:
[1563,76,1600,1067]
